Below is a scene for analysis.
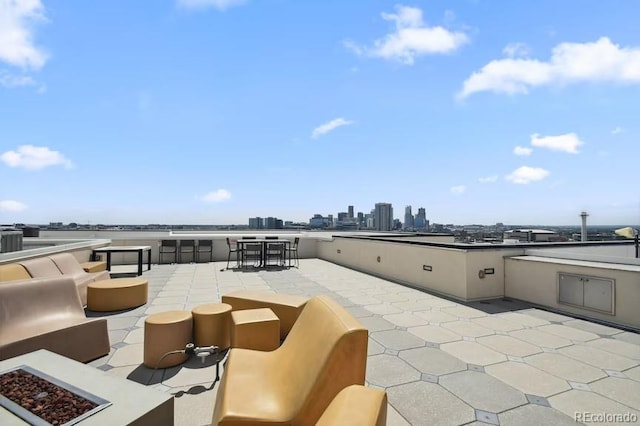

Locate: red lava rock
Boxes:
[0,369,98,424]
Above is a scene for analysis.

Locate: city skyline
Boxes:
[1,1,639,226]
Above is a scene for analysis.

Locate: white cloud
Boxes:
[0,71,34,87]
[531,133,583,154]
[1,145,73,170]
[478,175,498,184]
[200,189,231,203]
[450,185,466,194]
[312,118,354,139]
[458,37,640,98]
[0,70,45,92]
[176,0,246,10]
[344,5,468,65]
[611,126,623,135]
[0,200,27,212]
[502,42,530,58]
[0,0,48,69]
[513,145,533,156]
[505,166,550,184]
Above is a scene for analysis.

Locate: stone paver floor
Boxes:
[87,259,640,426]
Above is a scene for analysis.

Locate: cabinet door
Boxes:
[583,277,614,314]
[558,273,583,306]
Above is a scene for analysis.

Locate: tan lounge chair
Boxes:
[0,263,31,282]
[212,295,368,425]
[316,385,387,426]
[0,276,110,362]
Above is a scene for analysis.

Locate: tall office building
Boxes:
[414,208,427,230]
[265,217,281,229]
[348,205,354,219]
[404,206,414,229]
[374,203,393,231]
[337,212,348,222]
[249,217,263,229]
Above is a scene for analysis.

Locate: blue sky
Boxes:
[1,0,639,226]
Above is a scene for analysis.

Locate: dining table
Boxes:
[236,239,291,268]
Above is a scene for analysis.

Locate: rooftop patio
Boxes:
[85,259,640,426]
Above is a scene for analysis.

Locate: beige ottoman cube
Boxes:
[222,290,308,340]
[192,303,232,349]
[144,310,192,368]
[231,308,280,351]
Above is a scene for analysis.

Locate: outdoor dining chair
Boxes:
[286,237,300,267]
[265,242,286,267]
[242,242,263,268]
[179,239,195,263]
[226,238,242,269]
[159,240,177,264]
[196,240,213,263]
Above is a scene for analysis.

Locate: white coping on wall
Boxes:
[509,255,640,272]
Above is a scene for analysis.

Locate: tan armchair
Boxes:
[212,295,368,425]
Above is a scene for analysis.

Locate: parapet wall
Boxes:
[505,256,640,330]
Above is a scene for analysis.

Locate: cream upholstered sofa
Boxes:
[212,295,369,425]
[0,276,110,362]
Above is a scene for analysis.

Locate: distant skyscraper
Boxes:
[404,206,414,229]
[415,207,427,230]
[265,217,277,229]
[374,203,393,231]
[357,212,364,227]
[337,212,348,222]
[249,217,263,229]
[366,215,375,228]
[348,205,354,219]
[309,214,331,228]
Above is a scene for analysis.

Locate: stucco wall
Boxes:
[318,238,470,299]
[465,249,524,300]
[505,256,640,329]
